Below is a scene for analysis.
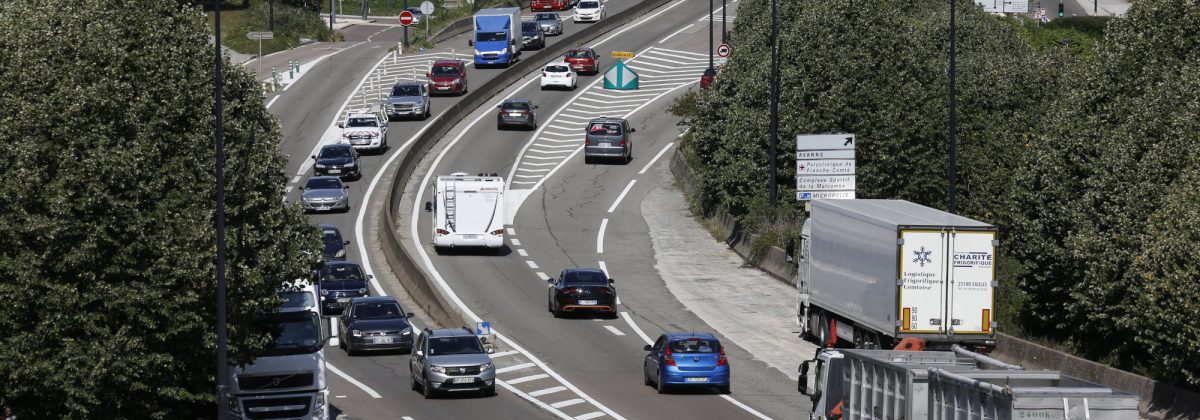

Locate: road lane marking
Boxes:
[507,227,516,235]
[598,261,608,276]
[530,386,568,397]
[537,272,550,280]
[492,350,520,358]
[497,362,537,374]
[654,47,713,58]
[291,175,302,183]
[620,312,654,345]
[552,399,586,409]
[659,23,695,43]
[326,363,383,398]
[518,249,529,256]
[597,218,608,254]
[284,186,293,195]
[576,412,606,420]
[508,374,550,384]
[328,317,339,347]
[266,95,281,109]
[604,326,626,336]
[721,395,772,420]
[638,142,674,174]
[497,380,574,419]
[607,180,637,213]
[512,238,523,246]
[402,417,414,420]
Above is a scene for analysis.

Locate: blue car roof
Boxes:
[664,332,718,341]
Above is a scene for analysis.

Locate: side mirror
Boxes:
[425,201,433,212]
[798,361,811,395]
[426,72,432,78]
[415,350,424,357]
[497,105,503,109]
[344,240,350,245]
[311,155,317,160]
[406,312,415,318]
[629,128,636,133]
[298,186,305,190]
[643,345,653,351]
[608,278,615,284]
[343,185,350,189]
[546,279,554,285]
[486,347,496,354]
[468,39,474,46]
[367,274,374,279]
[336,122,344,128]
[534,105,540,109]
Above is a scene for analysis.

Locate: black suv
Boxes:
[317,261,371,315]
[312,144,361,180]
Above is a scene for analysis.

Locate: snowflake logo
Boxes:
[913,246,933,267]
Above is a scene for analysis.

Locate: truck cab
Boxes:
[229,308,328,420]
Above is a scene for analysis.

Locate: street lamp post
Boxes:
[212,0,230,418]
[768,0,778,206]
[708,0,714,70]
[947,0,958,214]
[722,0,727,44]
[269,0,275,31]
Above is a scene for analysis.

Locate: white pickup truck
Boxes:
[337,106,389,153]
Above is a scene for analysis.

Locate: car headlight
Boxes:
[401,327,412,335]
[351,329,362,337]
[314,392,327,420]
[315,163,327,168]
[474,49,484,55]
[358,288,368,295]
[479,362,494,371]
[430,365,446,373]
[334,249,346,258]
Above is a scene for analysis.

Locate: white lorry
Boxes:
[797,199,998,349]
[424,172,506,250]
[798,347,1140,420]
[228,283,329,420]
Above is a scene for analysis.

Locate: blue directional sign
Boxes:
[603,60,639,90]
[476,321,493,336]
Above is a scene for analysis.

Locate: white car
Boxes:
[337,106,389,152]
[540,62,577,90]
[574,0,605,22]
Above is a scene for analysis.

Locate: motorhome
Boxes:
[426,173,506,250]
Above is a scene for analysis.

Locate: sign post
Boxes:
[247,31,274,82]
[795,134,857,200]
[421,1,435,40]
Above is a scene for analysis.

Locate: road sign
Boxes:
[796,134,856,201]
[974,0,1029,12]
[399,10,415,26]
[476,321,493,336]
[716,43,731,58]
[603,60,639,90]
[610,51,635,59]
[420,0,435,15]
[246,31,274,40]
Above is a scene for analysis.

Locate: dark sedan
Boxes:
[521,21,546,50]
[497,99,538,130]
[338,296,416,355]
[318,261,372,315]
[312,144,360,180]
[547,268,617,318]
[320,224,349,262]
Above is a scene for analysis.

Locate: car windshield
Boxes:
[579,1,599,8]
[391,85,420,96]
[354,302,405,319]
[564,270,607,284]
[476,31,507,42]
[261,312,322,356]
[323,264,364,281]
[588,122,623,135]
[304,178,341,190]
[346,117,377,127]
[669,338,721,354]
[501,101,531,111]
[322,228,342,243]
[431,65,459,76]
[535,13,557,21]
[319,147,353,159]
[546,65,570,73]
[565,50,592,59]
[429,336,485,355]
[278,290,316,311]
[522,22,539,31]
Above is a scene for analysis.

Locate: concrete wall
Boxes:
[669,146,1200,420]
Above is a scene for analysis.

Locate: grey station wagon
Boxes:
[584,117,634,164]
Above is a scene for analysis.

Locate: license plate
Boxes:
[373,337,393,344]
[328,169,341,174]
[462,234,479,239]
[453,377,474,384]
[508,112,523,117]
[337,297,350,303]
[438,86,450,90]
[579,300,598,305]
[685,377,709,383]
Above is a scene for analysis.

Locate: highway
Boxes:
[263,0,811,417]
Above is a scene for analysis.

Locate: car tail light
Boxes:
[491,229,504,236]
[619,137,626,145]
[585,138,590,145]
[664,347,677,366]
[599,288,614,295]
[542,72,547,77]
[716,347,728,366]
[436,229,449,236]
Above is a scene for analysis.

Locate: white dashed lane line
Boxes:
[604,326,626,336]
[596,219,608,254]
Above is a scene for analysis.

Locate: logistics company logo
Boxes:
[953,251,993,268]
[912,246,933,267]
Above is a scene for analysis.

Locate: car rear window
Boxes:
[565,50,592,59]
[546,65,570,73]
[536,13,557,20]
[318,146,353,159]
[588,122,623,135]
[564,270,607,284]
[669,338,721,354]
[346,117,378,127]
[501,102,531,110]
[304,177,341,190]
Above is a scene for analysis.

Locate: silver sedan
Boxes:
[300,176,350,213]
[534,12,564,36]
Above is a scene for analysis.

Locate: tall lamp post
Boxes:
[708,0,714,70]
[212,0,230,418]
[768,0,779,206]
[947,0,958,214]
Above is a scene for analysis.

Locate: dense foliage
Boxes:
[676,0,1200,389]
[0,0,321,417]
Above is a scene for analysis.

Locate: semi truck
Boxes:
[798,347,1140,420]
[797,199,998,349]
[471,8,522,67]
[424,173,506,250]
[229,305,328,419]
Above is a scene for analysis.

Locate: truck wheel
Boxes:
[817,311,832,348]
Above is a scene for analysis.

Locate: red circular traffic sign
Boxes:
[399,11,415,26]
[717,44,731,58]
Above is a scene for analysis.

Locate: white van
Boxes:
[425,172,506,250]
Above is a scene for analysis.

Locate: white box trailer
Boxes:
[425,173,505,250]
[798,348,1140,420]
[797,199,998,349]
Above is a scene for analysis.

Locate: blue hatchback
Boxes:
[642,332,730,394]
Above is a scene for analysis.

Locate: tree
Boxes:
[0,0,321,417]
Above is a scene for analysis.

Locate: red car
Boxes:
[564,48,599,75]
[426,60,468,96]
[531,0,571,11]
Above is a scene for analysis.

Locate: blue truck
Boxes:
[471,7,522,67]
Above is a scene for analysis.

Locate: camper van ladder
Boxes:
[445,181,457,231]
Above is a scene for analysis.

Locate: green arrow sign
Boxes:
[603,61,639,90]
